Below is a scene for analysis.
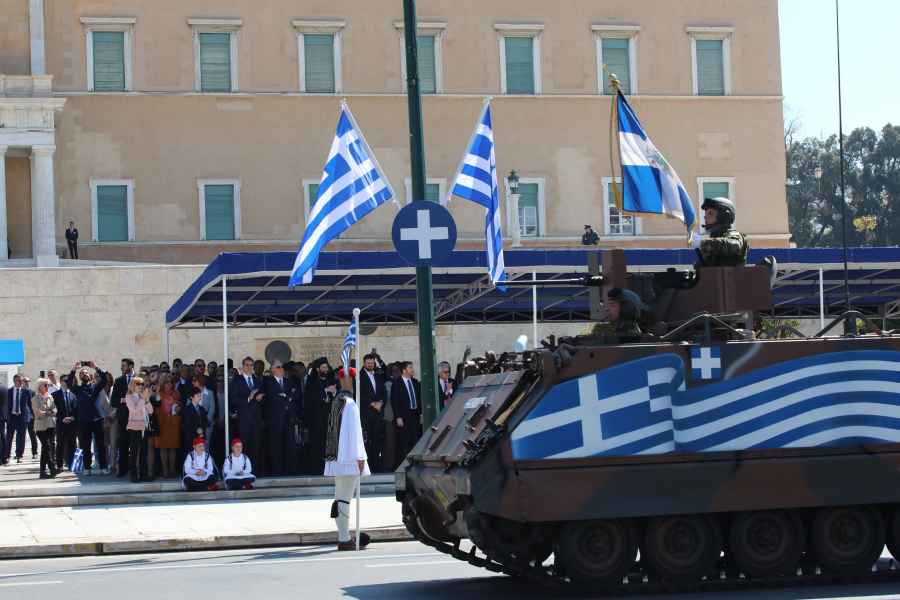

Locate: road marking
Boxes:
[366,561,459,568]
[0,581,63,587]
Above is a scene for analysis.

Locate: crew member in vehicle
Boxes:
[606,288,643,334]
[689,197,749,267]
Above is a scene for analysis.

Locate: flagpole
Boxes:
[222,277,229,461]
[340,99,401,209]
[444,97,491,206]
[353,307,361,551]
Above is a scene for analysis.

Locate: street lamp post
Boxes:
[508,170,522,248]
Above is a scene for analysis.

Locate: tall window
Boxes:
[199,33,231,92]
[396,23,445,94]
[702,181,730,200]
[305,34,335,93]
[600,39,630,94]
[404,178,446,204]
[418,36,437,94]
[496,25,543,95]
[518,183,539,236]
[608,182,633,235]
[199,179,241,241]
[90,179,135,242]
[696,177,736,216]
[688,27,732,96]
[92,32,125,91]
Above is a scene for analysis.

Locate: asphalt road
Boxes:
[1,541,900,600]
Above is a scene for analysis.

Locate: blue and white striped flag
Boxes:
[448,101,506,291]
[614,91,697,232]
[289,103,397,289]
[341,317,357,374]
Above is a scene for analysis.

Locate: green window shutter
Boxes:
[517,183,539,236]
[309,183,320,213]
[305,34,335,93]
[96,185,128,241]
[199,33,231,92]
[695,39,724,96]
[601,38,630,95]
[93,31,125,92]
[205,185,235,240]
[504,37,534,95]
[702,182,730,200]
[417,35,436,94]
[425,183,440,202]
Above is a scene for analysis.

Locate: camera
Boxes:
[81,361,90,367]
[40,370,45,377]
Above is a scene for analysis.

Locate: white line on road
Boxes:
[366,561,459,568]
[0,581,63,587]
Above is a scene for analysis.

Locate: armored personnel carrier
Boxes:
[396,250,900,594]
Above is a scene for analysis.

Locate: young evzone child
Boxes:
[223,438,255,490]
[182,437,219,491]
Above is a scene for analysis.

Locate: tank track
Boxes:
[401,502,900,596]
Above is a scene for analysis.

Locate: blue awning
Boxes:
[0,340,25,365]
[166,248,900,329]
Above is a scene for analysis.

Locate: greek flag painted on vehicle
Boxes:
[289,106,395,289]
[615,91,697,232]
[511,351,900,460]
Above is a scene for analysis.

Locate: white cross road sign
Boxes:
[400,209,449,260]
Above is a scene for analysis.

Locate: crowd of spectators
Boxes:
[0,350,462,486]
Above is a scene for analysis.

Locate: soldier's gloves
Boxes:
[689,232,702,249]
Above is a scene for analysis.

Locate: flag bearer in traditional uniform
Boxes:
[182,437,219,491]
[223,438,255,490]
[325,368,371,550]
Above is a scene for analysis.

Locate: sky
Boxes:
[779,0,899,139]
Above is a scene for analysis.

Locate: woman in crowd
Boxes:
[155,373,181,478]
[31,378,58,479]
[99,371,117,474]
[124,376,154,483]
[193,374,216,443]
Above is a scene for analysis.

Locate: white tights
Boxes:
[334,475,357,543]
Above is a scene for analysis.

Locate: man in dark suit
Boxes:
[230,356,264,470]
[52,378,77,470]
[0,378,7,465]
[6,373,32,464]
[110,358,135,477]
[65,221,78,259]
[437,361,454,411]
[359,354,387,472]
[181,386,210,448]
[176,364,193,401]
[391,361,423,469]
[264,360,300,476]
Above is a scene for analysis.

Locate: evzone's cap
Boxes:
[193,437,205,446]
[336,367,356,378]
[231,438,242,446]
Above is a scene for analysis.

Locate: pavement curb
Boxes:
[0,527,413,558]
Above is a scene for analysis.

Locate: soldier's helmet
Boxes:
[700,197,736,227]
[607,287,642,320]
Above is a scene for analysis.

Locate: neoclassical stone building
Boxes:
[1,0,789,265]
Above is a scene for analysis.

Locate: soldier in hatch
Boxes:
[606,288,642,334]
[689,197,749,267]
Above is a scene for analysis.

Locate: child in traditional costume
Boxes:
[182,437,219,491]
[223,438,255,490]
[325,367,370,550]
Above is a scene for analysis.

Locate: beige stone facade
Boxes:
[1,0,789,265]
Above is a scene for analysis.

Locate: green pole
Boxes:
[403,0,438,429]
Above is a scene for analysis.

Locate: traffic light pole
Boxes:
[403,0,438,429]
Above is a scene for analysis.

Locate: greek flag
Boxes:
[614,91,697,232]
[448,100,506,291]
[289,102,397,289]
[511,351,900,460]
[341,317,357,374]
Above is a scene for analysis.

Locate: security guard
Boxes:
[690,197,749,267]
[582,224,600,246]
[606,287,642,334]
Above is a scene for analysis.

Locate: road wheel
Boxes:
[810,505,885,574]
[642,514,722,583]
[886,505,900,561]
[555,518,638,587]
[728,509,804,578]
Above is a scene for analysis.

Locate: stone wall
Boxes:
[0,264,584,377]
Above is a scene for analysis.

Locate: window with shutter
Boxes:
[199,33,231,92]
[305,34,335,93]
[204,185,235,240]
[601,38,630,95]
[702,181,730,200]
[505,37,535,95]
[309,183,320,212]
[418,35,436,94]
[425,183,440,202]
[517,183,539,236]
[93,31,125,92]
[696,39,724,96]
[97,185,128,241]
[606,181,635,235]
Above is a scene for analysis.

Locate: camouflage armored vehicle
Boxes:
[396,250,900,594]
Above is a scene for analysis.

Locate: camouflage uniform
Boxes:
[697,225,749,267]
[614,320,642,334]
